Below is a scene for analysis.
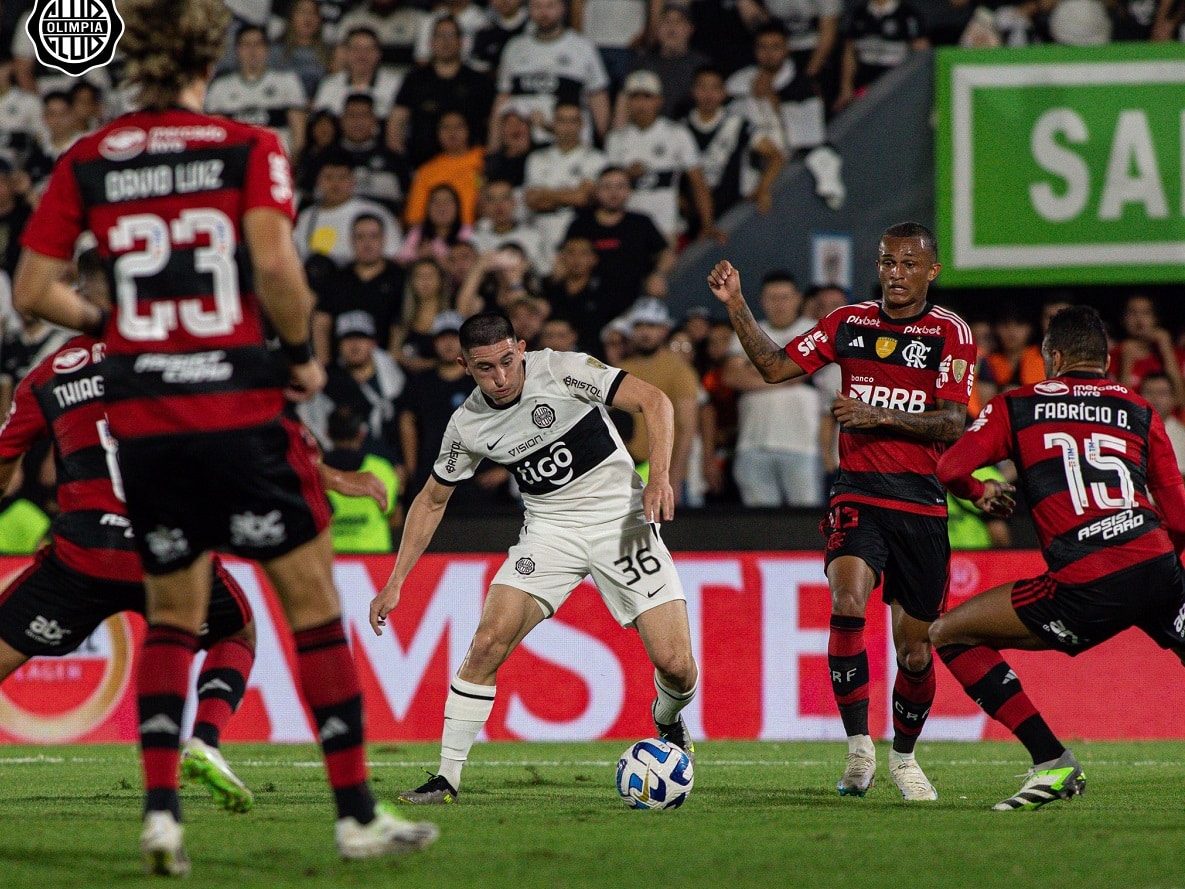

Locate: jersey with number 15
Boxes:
[20,108,296,442]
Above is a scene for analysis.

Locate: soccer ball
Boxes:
[615,738,694,810]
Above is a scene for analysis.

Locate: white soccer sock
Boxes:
[439,676,496,790]
[652,670,697,725]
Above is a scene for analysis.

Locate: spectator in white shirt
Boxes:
[294,151,403,266]
[313,26,403,120]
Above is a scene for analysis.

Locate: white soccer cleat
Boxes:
[837,749,876,797]
[140,811,191,877]
[889,750,938,801]
[993,750,1085,811]
[335,803,441,860]
[181,737,254,814]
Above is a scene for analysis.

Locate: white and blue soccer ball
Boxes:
[616,738,694,810]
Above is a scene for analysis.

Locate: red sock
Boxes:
[139,624,198,818]
[892,660,935,754]
[192,636,254,747]
[828,615,869,736]
[294,619,374,822]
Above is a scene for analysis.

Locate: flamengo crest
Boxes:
[26,0,123,77]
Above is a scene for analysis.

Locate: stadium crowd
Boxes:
[0,0,1182,552]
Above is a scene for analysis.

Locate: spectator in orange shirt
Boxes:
[987,307,1043,392]
[403,111,485,226]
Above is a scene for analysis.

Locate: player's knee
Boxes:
[468,628,514,670]
[896,642,931,673]
[830,587,865,617]
[654,651,697,690]
[928,616,951,649]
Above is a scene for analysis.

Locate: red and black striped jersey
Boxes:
[788,300,977,515]
[20,108,296,441]
[938,372,1185,585]
[0,336,141,582]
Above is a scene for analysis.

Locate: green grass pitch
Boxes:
[1,740,1182,888]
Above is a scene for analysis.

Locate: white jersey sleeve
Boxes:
[543,349,625,406]
[431,413,481,485]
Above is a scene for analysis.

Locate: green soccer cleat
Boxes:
[180,737,254,814]
[993,750,1086,811]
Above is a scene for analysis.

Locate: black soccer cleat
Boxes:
[653,708,695,765]
[398,773,458,805]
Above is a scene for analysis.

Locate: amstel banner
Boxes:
[936,43,1185,286]
[2,551,1182,744]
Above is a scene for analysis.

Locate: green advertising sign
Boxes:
[936,44,1185,286]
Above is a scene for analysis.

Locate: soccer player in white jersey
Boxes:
[370,312,700,804]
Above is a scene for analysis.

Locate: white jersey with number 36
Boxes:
[432,350,642,527]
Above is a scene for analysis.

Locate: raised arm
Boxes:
[369,475,456,635]
[611,372,676,523]
[707,260,806,384]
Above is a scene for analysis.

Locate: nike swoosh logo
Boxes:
[646,584,666,599]
[487,435,506,450]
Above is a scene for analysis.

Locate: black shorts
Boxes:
[118,418,330,575]
[0,549,252,657]
[1011,554,1185,655]
[821,501,950,622]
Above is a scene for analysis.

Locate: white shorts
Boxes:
[491,515,686,628]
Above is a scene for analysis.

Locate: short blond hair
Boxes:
[120,0,230,109]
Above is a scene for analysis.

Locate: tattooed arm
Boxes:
[831,394,966,443]
[707,260,807,384]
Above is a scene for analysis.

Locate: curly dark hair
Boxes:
[120,0,230,109]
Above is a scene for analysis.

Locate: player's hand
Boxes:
[707,260,744,306]
[974,479,1016,518]
[370,581,402,636]
[831,390,882,429]
[286,359,326,402]
[643,474,676,523]
[325,468,389,511]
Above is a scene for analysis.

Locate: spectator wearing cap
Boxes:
[523,100,606,264]
[600,313,634,365]
[617,3,711,126]
[398,309,508,504]
[313,213,408,364]
[337,93,412,217]
[403,111,486,227]
[313,27,404,120]
[492,0,611,148]
[0,157,31,278]
[619,297,699,503]
[723,270,824,507]
[301,310,407,455]
[323,405,403,553]
[294,149,404,266]
[606,69,720,243]
[388,14,496,167]
[564,166,676,317]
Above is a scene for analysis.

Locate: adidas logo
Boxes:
[198,677,233,695]
[850,336,864,348]
[1002,669,1018,684]
[319,716,350,742]
[139,714,181,736]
